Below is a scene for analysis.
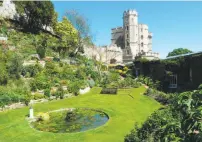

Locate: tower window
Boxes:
[127,26,129,30]
[127,41,129,46]
[141,28,143,32]
[141,35,143,39]
[141,42,143,47]
[127,34,129,38]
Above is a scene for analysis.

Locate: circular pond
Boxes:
[31,108,109,133]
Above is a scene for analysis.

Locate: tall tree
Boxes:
[65,10,93,54]
[167,48,193,57]
[54,17,78,57]
[14,1,55,30]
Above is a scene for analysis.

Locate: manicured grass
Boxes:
[0,86,161,142]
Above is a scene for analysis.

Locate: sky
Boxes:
[52,1,202,59]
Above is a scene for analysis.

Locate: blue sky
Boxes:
[52,1,202,58]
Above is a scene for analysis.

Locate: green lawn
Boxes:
[0,86,161,142]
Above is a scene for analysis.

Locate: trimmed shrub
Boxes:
[34,93,44,100]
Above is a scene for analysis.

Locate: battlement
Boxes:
[148,32,153,37]
[123,9,138,17]
[111,27,123,33]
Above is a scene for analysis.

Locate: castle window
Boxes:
[141,42,143,47]
[127,34,129,38]
[141,35,143,39]
[127,26,129,30]
[148,35,152,39]
[141,28,143,32]
[127,41,129,46]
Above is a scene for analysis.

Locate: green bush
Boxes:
[144,88,170,105]
[55,86,64,99]
[68,81,80,96]
[34,93,44,100]
[44,88,51,98]
[125,87,202,142]
[22,64,42,77]
[0,86,31,107]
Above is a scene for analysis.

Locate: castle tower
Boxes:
[123,10,139,62]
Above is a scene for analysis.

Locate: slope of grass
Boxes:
[0,86,161,142]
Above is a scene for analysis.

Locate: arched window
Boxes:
[110,59,117,64]
[148,35,152,39]
[141,35,143,39]
[141,42,143,47]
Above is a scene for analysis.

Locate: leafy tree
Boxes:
[54,17,78,57]
[6,53,23,79]
[14,1,55,30]
[0,63,8,85]
[167,48,193,57]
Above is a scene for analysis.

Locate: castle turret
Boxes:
[123,10,139,62]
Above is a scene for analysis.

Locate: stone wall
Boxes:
[0,0,17,19]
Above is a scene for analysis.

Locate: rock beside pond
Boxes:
[37,112,50,121]
[65,111,77,121]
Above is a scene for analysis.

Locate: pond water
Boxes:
[31,108,109,133]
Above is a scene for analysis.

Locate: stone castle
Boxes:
[111,10,159,63]
[84,9,159,64]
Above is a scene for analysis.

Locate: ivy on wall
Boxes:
[133,54,202,92]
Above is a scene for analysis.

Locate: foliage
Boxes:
[0,63,8,85]
[65,10,92,54]
[35,34,48,59]
[68,81,81,96]
[125,108,179,142]
[167,48,193,57]
[0,86,31,107]
[144,88,171,105]
[30,73,50,91]
[34,93,44,100]
[0,48,23,84]
[14,1,55,30]
[36,112,50,121]
[87,77,95,88]
[44,88,51,98]
[55,86,64,99]
[6,52,23,79]
[22,64,42,77]
[54,17,78,57]
[136,76,161,89]
[125,86,202,142]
